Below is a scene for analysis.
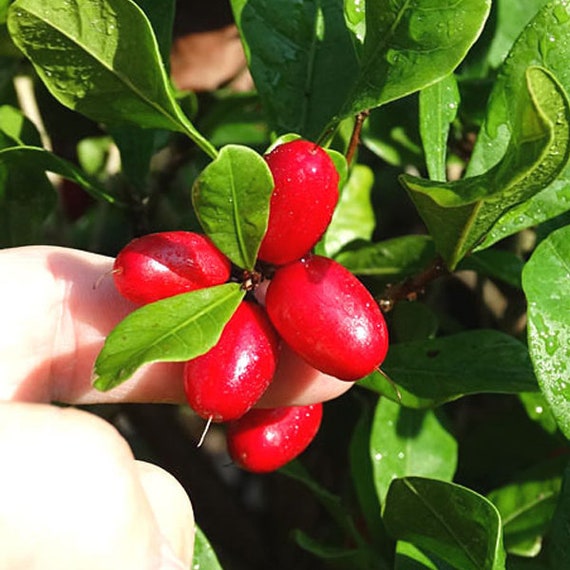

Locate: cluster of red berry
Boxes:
[112,140,389,473]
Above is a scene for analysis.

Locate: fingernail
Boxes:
[158,541,187,570]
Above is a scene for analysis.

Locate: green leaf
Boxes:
[192,145,273,271]
[545,461,570,568]
[370,398,457,504]
[360,330,539,409]
[419,73,460,182]
[293,529,379,567]
[230,0,359,140]
[391,302,438,344]
[338,0,491,120]
[519,391,559,435]
[523,225,570,440]
[323,163,375,257]
[279,460,363,543]
[0,104,42,146]
[7,0,216,158]
[344,0,365,44]
[384,477,507,570]
[403,66,570,269]
[93,283,245,391]
[335,235,436,279]
[0,145,119,205]
[192,525,224,570]
[349,400,390,551]
[468,0,570,247]
[487,459,564,557]
[395,541,455,570]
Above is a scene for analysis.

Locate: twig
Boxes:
[378,255,449,312]
[346,110,370,165]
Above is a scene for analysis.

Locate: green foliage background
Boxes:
[2,0,570,568]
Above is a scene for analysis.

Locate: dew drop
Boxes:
[374,452,383,461]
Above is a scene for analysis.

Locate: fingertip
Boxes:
[135,461,195,567]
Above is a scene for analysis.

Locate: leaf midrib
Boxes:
[97,285,243,381]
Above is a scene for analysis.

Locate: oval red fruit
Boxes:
[226,403,323,473]
[183,301,280,422]
[257,139,339,266]
[265,255,389,381]
[113,231,231,304]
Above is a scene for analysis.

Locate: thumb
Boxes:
[135,461,194,568]
[0,403,194,570]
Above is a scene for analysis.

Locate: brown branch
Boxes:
[346,110,370,165]
[378,255,449,312]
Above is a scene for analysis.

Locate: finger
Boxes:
[0,245,186,404]
[256,342,354,408]
[0,403,193,570]
[135,462,194,566]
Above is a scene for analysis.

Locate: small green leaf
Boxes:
[487,459,564,557]
[523,225,570,440]
[403,66,570,269]
[192,145,273,270]
[370,399,457,504]
[7,0,216,158]
[361,330,539,409]
[335,235,436,279]
[419,73,460,182]
[384,477,507,570]
[519,391,559,435]
[344,0,366,44]
[293,529,376,564]
[323,163,375,257]
[338,0,491,120]
[192,525,224,570]
[93,283,245,391]
[0,104,42,146]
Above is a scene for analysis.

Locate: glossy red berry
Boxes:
[226,403,323,473]
[257,139,339,266]
[265,255,389,381]
[113,231,231,305]
[183,301,280,422]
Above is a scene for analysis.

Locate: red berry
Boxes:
[265,255,389,381]
[226,403,323,473]
[183,301,280,422]
[113,231,231,304]
[257,139,339,266]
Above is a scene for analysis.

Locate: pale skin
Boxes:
[0,245,353,570]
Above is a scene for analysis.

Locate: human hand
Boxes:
[0,245,353,569]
